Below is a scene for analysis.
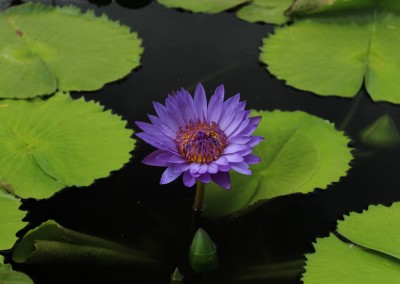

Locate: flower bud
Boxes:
[189,228,219,273]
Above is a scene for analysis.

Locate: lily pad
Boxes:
[0,189,26,250]
[0,2,143,98]
[236,0,293,24]
[203,110,352,217]
[0,255,33,284]
[302,233,400,284]
[337,203,400,259]
[0,93,134,199]
[359,114,400,148]
[12,220,158,266]
[157,0,248,14]
[260,8,400,103]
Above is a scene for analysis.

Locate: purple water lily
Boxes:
[135,83,263,190]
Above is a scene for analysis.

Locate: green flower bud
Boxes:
[189,228,219,273]
[170,267,184,283]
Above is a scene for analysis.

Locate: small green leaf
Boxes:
[236,0,293,24]
[204,110,353,217]
[13,220,158,267]
[0,258,33,284]
[260,10,400,104]
[359,114,400,148]
[0,189,26,250]
[0,93,134,199]
[0,2,143,98]
[337,203,400,259]
[157,0,248,14]
[302,233,400,284]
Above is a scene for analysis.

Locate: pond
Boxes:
[2,0,400,283]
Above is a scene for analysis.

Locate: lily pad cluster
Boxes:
[0,1,142,280]
[260,0,400,104]
[303,203,400,283]
[157,0,294,24]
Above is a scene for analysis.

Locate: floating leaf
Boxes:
[0,2,143,98]
[261,8,400,104]
[204,110,352,217]
[0,189,26,250]
[0,255,34,284]
[236,0,293,24]
[359,114,400,148]
[13,220,158,266]
[337,203,400,259]
[157,0,248,14]
[0,93,134,199]
[302,233,400,284]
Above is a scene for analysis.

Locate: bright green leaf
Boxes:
[0,189,26,250]
[12,220,158,267]
[302,233,400,284]
[359,114,400,148]
[260,10,400,104]
[157,0,248,14]
[236,0,293,24]
[0,2,143,98]
[204,110,352,217]
[337,203,400,259]
[0,93,134,199]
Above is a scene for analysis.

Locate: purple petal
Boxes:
[183,171,196,187]
[174,162,190,173]
[223,144,250,154]
[211,172,231,190]
[177,89,196,124]
[231,162,251,175]
[214,156,229,166]
[228,135,251,145]
[244,154,261,165]
[199,164,208,174]
[169,155,187,163]
[248,136,264,147]
[224,153,244,163]
[218,94,241,130]
[207,163,219,174]
[142,150,170,166]
[160,166,182,184]
[190,163,201,174]
[135,132,176,152]
[147,115,176,139]
[153,101,180,132]
[228,112,251,138]
[223,109,246,136]
[198,173,211,183]
[208,85,225,123]
[194,83,207,121]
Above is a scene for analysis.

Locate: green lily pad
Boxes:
[0,2,143,98]
[287,0,400,16]
[260,8,400,103]
[0,255,33,284]
[0,189,26,250]
[302,233,400,284]
[157,0,248,14]
[0,93,134,199]
[236,0,293,24]
[359,114,400,148]
[203,110,353,217]
[337,203,400,259]
[13,220,158,266]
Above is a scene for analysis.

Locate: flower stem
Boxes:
[193,182,205,211]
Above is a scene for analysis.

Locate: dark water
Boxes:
[6,0,400,283]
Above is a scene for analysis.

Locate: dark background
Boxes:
[5,0,400,283]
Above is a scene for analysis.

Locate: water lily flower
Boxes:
[135,83,263,190]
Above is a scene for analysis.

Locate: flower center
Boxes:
[175,120,227,163]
